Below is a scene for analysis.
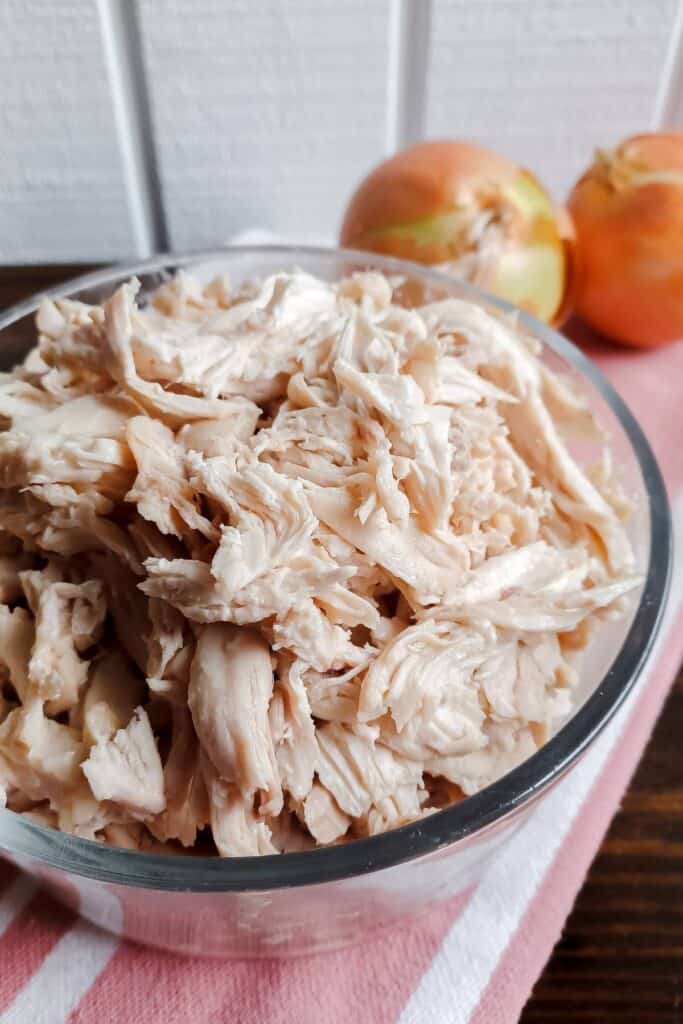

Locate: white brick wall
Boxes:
[0,0,681,262]
[425,0,679,198]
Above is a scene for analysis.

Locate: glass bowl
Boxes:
[0,246,671,957]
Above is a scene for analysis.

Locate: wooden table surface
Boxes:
[1,264,681,1023]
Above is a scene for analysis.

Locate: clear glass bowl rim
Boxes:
[0,245,672,892]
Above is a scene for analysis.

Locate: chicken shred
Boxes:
[0,268,640,853]
[188,623,282,816]
[82,707,165,819]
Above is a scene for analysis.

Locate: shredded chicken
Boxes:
[82,707,165,819]
[21,564,106,715]
[81,650,146,748]
[188,623,282,816]
[0,268,640,853]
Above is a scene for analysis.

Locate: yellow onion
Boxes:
[568,132,683,348]
[340,140,574,325]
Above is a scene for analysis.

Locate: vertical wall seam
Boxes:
[386,0,433,154]
[653,0,683,127]
[96,0,169,256]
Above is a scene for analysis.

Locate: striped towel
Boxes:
[0,286,682,1024]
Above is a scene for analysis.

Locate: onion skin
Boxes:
[568,133,683,348]
[340,140,574,326]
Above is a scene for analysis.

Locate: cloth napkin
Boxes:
[0,242,682,1024]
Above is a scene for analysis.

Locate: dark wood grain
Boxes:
[0,264,95,311]
[0,265,680,1023]
[521,665,683,1024]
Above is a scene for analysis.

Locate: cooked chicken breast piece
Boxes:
[82,707,165,818]
[81,651,146,748]
[21,567,106,714]
[149,706,209,847]
[189,623,282,816]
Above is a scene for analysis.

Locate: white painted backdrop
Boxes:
[1,0,682,263]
